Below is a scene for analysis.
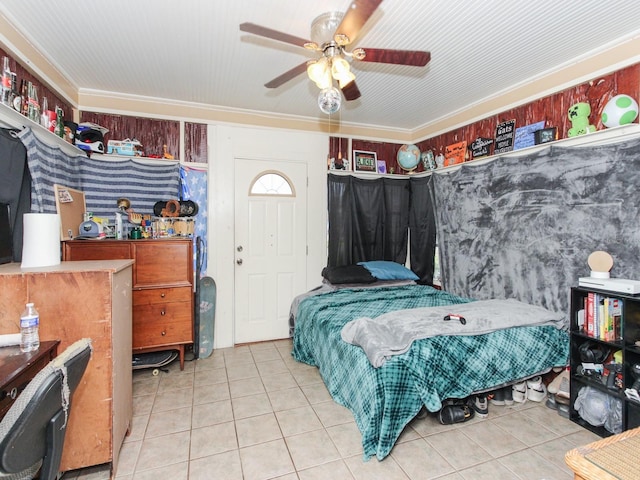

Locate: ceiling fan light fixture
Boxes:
[310,11,343,45]
[307,58,332,89]
[318,86,342,115]
[338,72,356,89]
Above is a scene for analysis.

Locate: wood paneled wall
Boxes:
[331,62,640,174]
[0,48,73,124]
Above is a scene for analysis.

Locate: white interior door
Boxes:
[234,159,307,344]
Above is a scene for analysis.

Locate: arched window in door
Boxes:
[249,171,295,196]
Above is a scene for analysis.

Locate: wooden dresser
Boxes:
[63,239,194,369]
[0,260,133,476]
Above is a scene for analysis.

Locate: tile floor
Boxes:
[62,339,600,480]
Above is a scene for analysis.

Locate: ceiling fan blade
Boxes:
[264,62,308,88]
[334,0,383,45]
[240,22,311,48]
[357,48,431,66]
[341,81,361,101]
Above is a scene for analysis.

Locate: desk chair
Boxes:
[0,338,92,480]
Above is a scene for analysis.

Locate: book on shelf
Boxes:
[582,292,623,341]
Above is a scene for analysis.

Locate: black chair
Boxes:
[0,338,92,480]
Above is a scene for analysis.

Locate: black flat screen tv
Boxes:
[0,203,13,264]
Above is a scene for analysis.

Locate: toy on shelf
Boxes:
[601,94,639,128]
[568,102,596,137]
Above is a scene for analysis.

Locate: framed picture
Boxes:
[377,160,387,174]
[353,150,377,172]
[534,127,558,145]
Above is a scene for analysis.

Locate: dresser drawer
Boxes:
[133,287,192,306]
[133,318,193,348]
[133,300,192,325]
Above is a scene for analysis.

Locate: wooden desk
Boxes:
[0,340,59,419]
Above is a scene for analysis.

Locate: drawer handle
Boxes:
[160,292,165,298]
[9,387,17,400]
[161,331,166,336]
[161,310,166,316]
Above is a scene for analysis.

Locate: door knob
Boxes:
[237,245,243,252]
[236,258,243,265]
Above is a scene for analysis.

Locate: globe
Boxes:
[397,144,421,172]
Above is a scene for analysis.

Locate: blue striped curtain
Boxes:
[19,127,180,220]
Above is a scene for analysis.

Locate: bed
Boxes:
[290,263,569,461]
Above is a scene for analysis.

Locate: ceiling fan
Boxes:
[239,0,431,111]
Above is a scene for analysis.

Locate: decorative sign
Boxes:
[470,137,494,159]
[444,141,467,166]
[353,150,377,172]
[513,121,546,150]
[494,120,516,154]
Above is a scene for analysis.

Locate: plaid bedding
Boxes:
[292,284,569,460]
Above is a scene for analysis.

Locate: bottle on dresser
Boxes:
[20,302,40,352]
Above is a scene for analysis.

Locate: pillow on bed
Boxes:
[358,261,419,281]
[322,265,376,284]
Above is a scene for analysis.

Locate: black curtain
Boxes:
[410,176,437,285]
[328,174,433,279]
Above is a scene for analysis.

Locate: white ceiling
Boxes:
[1,0,640,133]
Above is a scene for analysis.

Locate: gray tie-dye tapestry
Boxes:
[431,136,640,321]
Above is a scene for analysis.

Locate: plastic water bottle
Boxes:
[20,302,40,352]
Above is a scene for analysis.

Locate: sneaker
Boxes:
[489,389,505,406]
[526,376,547,402]
[503,386,514,406]
[512,381,527,403]
[468,394,489,418]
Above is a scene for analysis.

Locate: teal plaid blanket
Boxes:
[292,284,569,460]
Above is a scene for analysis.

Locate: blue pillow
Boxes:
[357,261,419,281]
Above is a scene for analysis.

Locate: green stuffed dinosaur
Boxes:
[568,102,596,137]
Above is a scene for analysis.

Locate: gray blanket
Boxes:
[341,299,566,367]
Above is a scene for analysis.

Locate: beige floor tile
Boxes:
[252,347,282,363]
[344,454,410,480]
[193,381,230,404]
[457,458,521,480]
[236,412,283,447]
[256,358,289,376]
[300,383,332,404]
[192,399,234,428]
[135,431,190,472]
[151,387,193,413]
[123,414,149,443]
[132,394,155,417]
[189,450,243,480]
[190,421,238,459]
[498,449,573,480]
[194,354,225,371]
[194,366,228,386]
[229,376,266,398]
[390,438,455,480]
[492,410,558,447]
[297,459,355,480]
[276,405,323,437]
[460,419,527,458]
[145,406,192,438]
[113,440,142,477]
[156,372,194,393]
[326,422,364,458]
[424,429,493,471]
[132,377,159,397]
[223,349,254,367]
[232,392,274,419]
[268,387,310,411]
[285,429,341,471]
[261,371,299,392]
[312,401,354,428]
[227,362,260,381]
[129,461,188,480]
[291,368,323,386]
[531,436,579,473]
[239,438,296,480]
